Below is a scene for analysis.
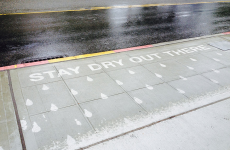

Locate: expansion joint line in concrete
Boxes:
[80,95,230,150]
[7,70,27,150]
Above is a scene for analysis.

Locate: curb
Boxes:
[0,32,229,71]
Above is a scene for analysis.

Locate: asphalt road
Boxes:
[0,3,230,66]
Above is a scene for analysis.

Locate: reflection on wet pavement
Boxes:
[0,3,230,66]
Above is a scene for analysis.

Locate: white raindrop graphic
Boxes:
[128,70,135,74]
[87,76,93,82]
[210,79,219,84]
[84,109,92,117]
[179,76,187,80]
[187,66,194,70]
[101,93,108,99]
[177,88,185,94]
[42,84,49,90]
[134,97,143,104]
[190,58,197,61]
[43,114,46,118]
[212,69,220,73]
[116,80,123,85]
[26,99,33,106]
[155,73,162,78]
[159,63,166,67]
[66,135,78,150]
[216,53,222,56]
[146,84,153,90]
[32,122,41,133]
[213,58,220,62]
[50,104,58,111]
[20,120,27,130]
[71,89,78,95]
[75,119,82,126]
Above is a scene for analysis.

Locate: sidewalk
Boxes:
[0,33,230,150]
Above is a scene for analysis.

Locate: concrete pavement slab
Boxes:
[107,66,163,92]
[65,73,124,103]
[0,123,9,150]
[200,50,230,66]
[208,40,230,51]
[46,106,93,141]
[128,83,187,112]
[143,59,197,82]
[0,71,22,150]
[202,67,230,87]
[35,81,76,112]
[221,34,230,41]
[21,86,46,116]
[28,105,94,149]
[79,93,146,129]
[16,65,61,88]
[7,120,22,150]
[175,54,225,74]
[168,75,221,98]
[54,59,103,80]
[19,115,38,150]
[29,114,57,148]
[86,98,230,150]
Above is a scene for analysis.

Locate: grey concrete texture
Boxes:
[65,73,124,103]
[128,83,187,112]
[1,0,226,14]
[222,34,230,41]
[86,98,230,150]
[208,40,230,51]
[0,71,22,150]
[1,34,230,149]
[107,65,163,91]
[80,93,146,129]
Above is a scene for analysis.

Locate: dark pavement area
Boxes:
[0,0,224,14]
[0,3,230,67]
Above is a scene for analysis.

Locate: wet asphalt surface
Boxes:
[0,3,230,67]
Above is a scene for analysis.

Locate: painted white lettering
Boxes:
[101,62,116,68]
[29,73,44,81]
[112,59,123,66]
[189,47,200,52]
[197,45,210,50]
[68,66,80,74]
[181,48,194,53]
[88,64,102,71]
[43,70,56,78]
[140,55,154,61]
[163,51,174,56]
[150,53,161,58]
[172,50,186,55]
[58,69,72,76]
[129,57,142,63]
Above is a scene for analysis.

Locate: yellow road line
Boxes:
[48,51,115,63]
[48,56,75,63]
[75,51,115,59]
[0,1,230,15]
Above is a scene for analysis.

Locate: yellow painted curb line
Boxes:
[75,51,115,59]
[48,51,115,63]
[48,56,75,63]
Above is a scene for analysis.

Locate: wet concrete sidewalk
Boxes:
[1,33,230,150]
